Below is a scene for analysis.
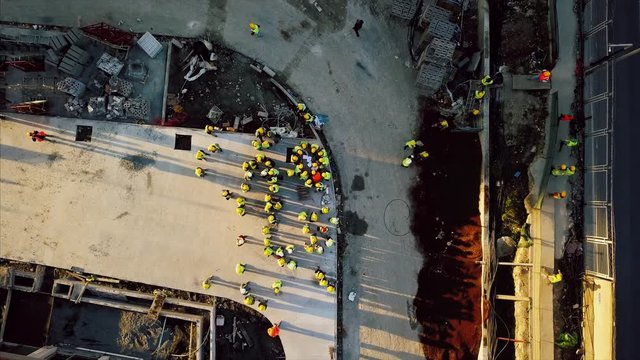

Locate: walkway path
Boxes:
[529,0,577,358]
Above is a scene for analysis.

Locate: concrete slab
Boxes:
[0,114,336,359]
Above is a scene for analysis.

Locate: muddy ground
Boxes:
[215,298,284,360]
[410,101,482,360]
[494,0,551,73]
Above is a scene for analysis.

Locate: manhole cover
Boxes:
[384,199,411,236]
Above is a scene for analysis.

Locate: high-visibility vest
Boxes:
[287,260,297,270]
[241,183,250,192]
[255,127,265,136]
[304,244,314,253]
[310,144,319,153]
[329,217,339,225]
[196,150,205,159]
[298,211,308,221]
[302,225,310,234]
[277,258,286,267]
[249,161,257,169]
[321,207,330,214]
[305,179,313,188]
[402,157,412,167]
[285,245,294,253]
[264,247,274,256]
[242,162,250,171]
[272,280,282,289]
[322,172,331,180]
[326,238,335,247]
[236,197,246,206]
[244,295,255,305]
[252,140,261,149]
[256,154,265,163]
[474,90,485,99]
[262,140,271,149]
[315,245,324,254]
[268,215,277,224]
[319,279,328,287]
[269,185,280,193]
[310,235,318,244]
[274,202,283,210]
[195,168,204,177]
[262,226,270,235]
[327,285,335,294]
[481,75,494,86]
[236,207,246,216]
[405,140,416,149]
[236,264,245,274]
[310,212,318,222]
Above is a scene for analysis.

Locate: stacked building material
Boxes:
[97,52,124,76]
[107,76,133,97]
[64,97,86,115]
[106,95,126,119]
[56,77,86,97]
[391,0,419,20]
[124,97,150,120]
[87,97,107,115]
[137,32,163,58]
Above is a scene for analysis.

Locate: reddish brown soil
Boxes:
[411,102,483,360]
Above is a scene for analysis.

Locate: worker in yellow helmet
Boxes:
[326,283,336,294]
[258,301,267,311]
[255,153,266,163]
[285,244,294,254]
[236,197,246,207]
[262,226,271,235]
[401,155,414,168]
[264,159,274,168]
[300,141,308,149]
[310,143,319,153]
[481,75,494,86]
[298,211,308,221]
[195,167,205,177]
[304,243,314,253]
[236,206,246,217]
[241,183,251,193]
[325,238,335,247]
[263,237,272,247]
[202,278,212,289]
[269,184,280,193]
[255,127,266,137]
[300,171,309,181]
[208,143,221,153]
[310,212,318,222]
[272,280,283,294]
[274,201,283,210]
[302,224,311,234]
[205,125,214,134]
[404,139,417,150]
[264,201,274,213]
[329,217,339,225]
[297,103,306,111]
[268,176,278,184]
[195,150,207,160]
[319,278,328,287]
[277,257,286,267]
[287,260,297,270]
[314,269,325,281]
[305,179,313,188]
[315,245,324,254]
[321,207,330,214]
[309,234,318,244]
[264,246,274,257]
[474,90,485,100]
[242,161,250,171]
[261,140,271,149]
[268,214,277,225]
[236,263,246,275]
[251,139,262,150]
[221,189,232,200]
[264,194,272,202]
[244,295,255,305]
[322,172,332,180]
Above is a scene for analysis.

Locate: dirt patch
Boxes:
[215,298,284,360]
[495,0,551,73]
[120,153,156,172]
[344,210,368,236]
[350,175,365,191]
[411,103,482,360]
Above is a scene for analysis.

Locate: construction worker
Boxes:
[298,211,308,221]
[236,235,247,246]
[287,168,295,177]
[242,161,250,171]
[300,170,309,181]
[208,143,221,153]
[302,224,311,234]
[404,139,417,150]
[255,153,266,163]
[550,191,567,199]
[285,244,294,254]
[326,237,335,247]
[251,139,262,150]
[202,278,212,289]
[551,164,568,176]
[28,130,47,142]
[258,300,267,311]
[560,138,578,150]
[318,225,328,234]
[262,226,270,235]
[437,119,449,129]
[205,125,215,134]
[236,206,246,217]
[277,257,286,267]
[326,283,336,294]
[244,171,253,181]
[481,75,494,86]
[297,103,307,111]
[261,140,271,149]
[236,263,246,275]
[321,207,330,214]
[287,260,297,270]
[474,90,485,100]
[315,245,324,254]
[305,179,313,188]
[470,109,481,116]
[275,247,284,257]
[300,141,308,150]
[222,189,232,200]
[240,282,250,295]
[547,270,563,284]
[317,149,325,158]
[264,246,274,257]
[418,151,430,160]
[248,160,257,169]
[310,212,319,222]
[261,168,270,178]
[255,127,266,138]
[241,183,251,193]
[265,194,272,202]
[304,243,314,253]
[268,176,279,184]
[272,280,283,294]
[319,278,329,287]
[265,201,274,213]
[329,217,339,225]
[264,237,271,246]
[565,165,576,176]
[314,269,326,281]
[195,167,205,177]
[195,150,207,160]
[309,234,318,245]
[244,295,255,305]
[236,196,247,206]
[538,69,552,82]
[268,168,280,177]
[273,201,283,210]
[322,171,332,180]
[269,184,280,193]
[267,323,280,338]
[268,214,277,225]
[401,155,414,168]
[558,113,574,121]
[264,159,274,168]
[303,113,312,122]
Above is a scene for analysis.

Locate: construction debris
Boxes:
[107,76,134,97]
[87,97,107,115]
[124,97,150,120]
[64,97,86,116]
[183,54,217,81]
[206,105,224,123]
[106,95,126,119]
[137,32,163,58]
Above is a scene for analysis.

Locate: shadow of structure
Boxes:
[409,104,483,360]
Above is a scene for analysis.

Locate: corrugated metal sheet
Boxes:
[137,32,162,58]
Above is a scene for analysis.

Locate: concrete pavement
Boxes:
[0,114,337,359]
[529,0,577,358]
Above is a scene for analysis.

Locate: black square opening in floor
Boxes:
[175,134,192,150]
[75,125,93,142]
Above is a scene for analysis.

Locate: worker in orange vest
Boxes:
[267,322,281,337]
[550,191,567,199]
[538,70,551,82]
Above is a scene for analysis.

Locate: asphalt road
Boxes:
[611,0,640,358]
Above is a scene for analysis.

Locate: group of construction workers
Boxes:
[200,122,338,317]
[401,139,430,168]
